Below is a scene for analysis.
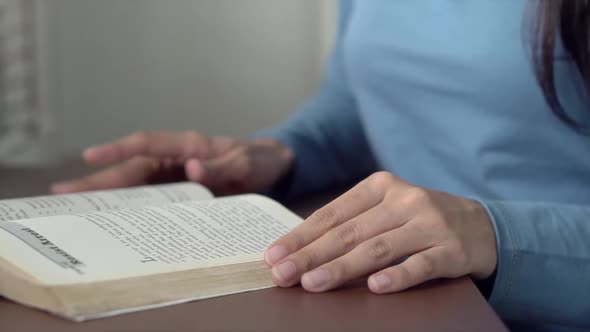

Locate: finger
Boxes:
[296,224,430,292]
[83,131,209,165]
[269,203,409,287]
[265,175,394,266]
[50,157,158,193]
[368,247,447,294]
[185,147,250,194]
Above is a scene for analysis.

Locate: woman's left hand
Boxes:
[264,172,498,293]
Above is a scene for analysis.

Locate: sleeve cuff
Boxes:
[476,199,521,318]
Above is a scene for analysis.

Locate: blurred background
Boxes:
[0,0,336,166]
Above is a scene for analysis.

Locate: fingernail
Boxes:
[186,159,201,171]
[302,269,331,289]
[264,245,288,265]
[185,159,205,181]
[272,261,296,282]
[369,274,391,292]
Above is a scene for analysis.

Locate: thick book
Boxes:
[0,182,302,321]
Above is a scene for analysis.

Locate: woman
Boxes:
[52,1,590,331]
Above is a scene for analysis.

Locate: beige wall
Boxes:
[34,0,336,162]
[0,0,51,165]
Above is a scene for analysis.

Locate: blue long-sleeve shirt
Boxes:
[258,1,590,331]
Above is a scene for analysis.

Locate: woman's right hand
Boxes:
[50,131,294,195]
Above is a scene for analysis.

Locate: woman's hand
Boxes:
[264,172,497,294]
[51,131,293,195]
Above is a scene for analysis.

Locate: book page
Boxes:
[0,182,213,221]
[0,195,302,285]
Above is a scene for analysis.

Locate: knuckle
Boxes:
[368,171,396,189]
[415,254,436,277]
[448,243,470,271]
[127,131,150,155]
[233,145,248,155]
[232,144,252,164]
[284,232,306,252]
[310,206,339,230]
[183,130,204,143]
[230,146,252,170]
[329,261,347,281]
[365,237,393,262]
[332,224,359,252]
[234,153,252,178]
[212,135,238,151]
[130,131,149,145]
[182,131,206,156]
[396,265,412,287]
[404,187,430,206]
[380,199,399,216]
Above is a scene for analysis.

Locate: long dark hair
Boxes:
[534,0,590,127]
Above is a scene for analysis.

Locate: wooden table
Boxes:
[0,160,507,332]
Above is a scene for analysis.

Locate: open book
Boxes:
[0,182,302,321]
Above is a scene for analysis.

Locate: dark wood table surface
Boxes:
[0,160,507,332]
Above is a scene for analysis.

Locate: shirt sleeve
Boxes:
[255,0,376,199]
[479,200,590,328]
